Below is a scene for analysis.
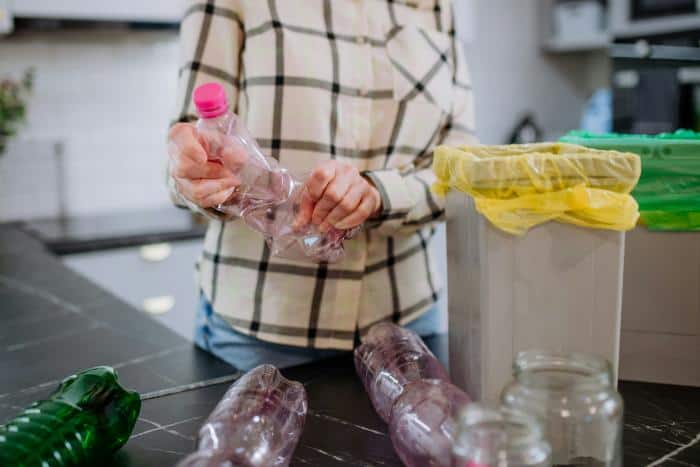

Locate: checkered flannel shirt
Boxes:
[170,0,476,349]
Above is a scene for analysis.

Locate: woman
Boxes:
[167,0,475,370]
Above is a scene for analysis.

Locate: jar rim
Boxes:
[513,350,613,391]
[453,404,551,461]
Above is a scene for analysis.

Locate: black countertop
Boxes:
[21,208,206,255]
[1,223,699,466]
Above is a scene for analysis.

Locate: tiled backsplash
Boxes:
[0,139,63,220]
[0,28,179,221]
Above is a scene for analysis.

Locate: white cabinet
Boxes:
[11,0,185,23]
[63,239,203,342]
[619,229,700,387]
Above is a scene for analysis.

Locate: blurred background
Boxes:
[3,0,699,220]
[1,0,698,343]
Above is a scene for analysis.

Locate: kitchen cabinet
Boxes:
[619,228,700,386]
[63,239,202,342]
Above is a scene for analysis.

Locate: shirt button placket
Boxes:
[355,0,371,149]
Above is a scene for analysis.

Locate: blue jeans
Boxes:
[194,294,442,371]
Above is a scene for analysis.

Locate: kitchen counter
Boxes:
[1,223,699,466]
[22,207,206,255]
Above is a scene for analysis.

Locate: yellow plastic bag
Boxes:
[432,143,642,235]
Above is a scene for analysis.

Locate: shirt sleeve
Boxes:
[167,0,244,220]
[362,12,477,237]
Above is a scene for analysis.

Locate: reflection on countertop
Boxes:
[21,207,207,255]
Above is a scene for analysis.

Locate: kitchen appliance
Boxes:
[611,0,700,37]
[632,0,698,20]
[612,43,700,133]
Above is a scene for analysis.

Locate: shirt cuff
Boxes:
[362,169,416,221]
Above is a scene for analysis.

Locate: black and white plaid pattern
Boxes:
[170,0,476,349]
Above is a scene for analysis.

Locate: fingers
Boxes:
[294,188,315,230]
[298,162,382,232]
[320,182,364,232]
[175,176,239,208]
[169,123,207,165]
[200,186,238,208]
[306,162,337,201]
[335,194,379,230]
[170,157,231,180]
[311,164,356,226]
[294,161,337,229]
[168,123,237,180]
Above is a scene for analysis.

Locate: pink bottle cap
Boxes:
[194,82,229,118]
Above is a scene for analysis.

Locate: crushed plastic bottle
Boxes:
[0,366,141,467]
[355,323,470,467]
[177,364,307,467]
[193,82,359,263]
[390,379,471,467]
[354,322,451,422]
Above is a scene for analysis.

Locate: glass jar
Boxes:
[501,351,623,467]
[452,403,551,467]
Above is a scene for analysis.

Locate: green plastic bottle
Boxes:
[0,366,141,467]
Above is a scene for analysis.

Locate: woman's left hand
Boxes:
[295,161,382,232]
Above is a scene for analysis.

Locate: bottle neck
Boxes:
[513,350,613,393]
[199,111,235,131]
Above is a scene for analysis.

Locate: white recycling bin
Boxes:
[446,193,626,402]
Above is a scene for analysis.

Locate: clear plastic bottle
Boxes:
[177,364,307,467]
[452,404,552,467]
[0,366,141,467]
[354,322,451,422]
[389,379,471,467]
[501,351,623,467]
[192,82,357,263]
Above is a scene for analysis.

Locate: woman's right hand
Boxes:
[168,123,241,209]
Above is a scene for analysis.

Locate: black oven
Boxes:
[612,43,700,134]
[631,0,699,20]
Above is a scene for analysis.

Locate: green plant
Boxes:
[0,68,34,155]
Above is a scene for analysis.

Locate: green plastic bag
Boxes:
[561,130,700,231]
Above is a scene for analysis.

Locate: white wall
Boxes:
[0,28,179,220]
[458,0,610,144]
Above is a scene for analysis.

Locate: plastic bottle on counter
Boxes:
[192,82,358,263]
[390,379,471,467]
[177,364,307,467]
[452,404,551,467]
[354,322,451,422]
[0,366,141,467]
[355,323,470,467]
